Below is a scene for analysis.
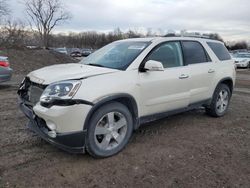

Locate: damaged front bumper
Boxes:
[19,98,86,153]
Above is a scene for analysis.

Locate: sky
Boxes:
[7,0,250,42]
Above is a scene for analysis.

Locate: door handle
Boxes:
[208,69,215,73]
[179,74,189,79]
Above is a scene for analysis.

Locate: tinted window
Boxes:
[207,42,231,61]
[182,41,209,64]
[147,42,183,68]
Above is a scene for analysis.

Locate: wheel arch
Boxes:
[217,77,234,94]
[83,93,139,130]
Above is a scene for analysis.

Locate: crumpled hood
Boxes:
[28,63,119,85]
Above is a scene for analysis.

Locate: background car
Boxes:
[70,51,82,57]
[82,49,93,57]
[54,47,68,55]
[0,56,13,83]
[232,53,250,68]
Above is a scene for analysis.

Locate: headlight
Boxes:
[40,80,81,103]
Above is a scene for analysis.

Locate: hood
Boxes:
[28,63,119,85]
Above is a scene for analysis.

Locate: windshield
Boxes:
[80,41,150,70]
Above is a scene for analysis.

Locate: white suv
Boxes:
[18,37,236,158]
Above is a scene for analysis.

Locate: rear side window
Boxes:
[207,42,231,61]
[182,41,210,65]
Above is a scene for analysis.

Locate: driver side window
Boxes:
[147,41,183,68]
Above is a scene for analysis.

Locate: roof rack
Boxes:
[182,34,210,39]
[164,33,217,40]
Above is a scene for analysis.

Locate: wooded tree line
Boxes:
[50,29,143,49]
[227,41,249,51]
[0,26,144,49]
[1,26,248,51]
[0,0,249,50]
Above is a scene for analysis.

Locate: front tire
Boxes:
[86,102,133,158]
[206,84,231,117]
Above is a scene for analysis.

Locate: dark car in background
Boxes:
[0,56,12,83]
[54,47,68,55]
[70,51,82,57]
[82,49,93,57]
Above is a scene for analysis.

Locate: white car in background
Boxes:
[232,53,250,68]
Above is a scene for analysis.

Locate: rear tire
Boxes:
[206,84,231,117]
[85,102,133,158]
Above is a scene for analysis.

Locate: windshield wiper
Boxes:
[87,63,105,67]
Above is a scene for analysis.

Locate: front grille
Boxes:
[18,77,46,106]
[28,85,44,104]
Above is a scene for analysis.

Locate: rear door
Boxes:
[181,40,216,104]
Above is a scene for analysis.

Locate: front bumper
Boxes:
[19,99,86,153]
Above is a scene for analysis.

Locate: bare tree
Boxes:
[25,0,71,48]
[228,41,248,50]
[0,0,10,20]
[208,33,224,42]
[0,19,27,48]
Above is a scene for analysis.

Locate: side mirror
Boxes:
[144,60,164,71]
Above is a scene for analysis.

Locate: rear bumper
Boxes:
[0,67,12,83]
[19,99,86,153]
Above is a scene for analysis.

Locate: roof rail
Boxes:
[164,33,217,40]
[181,33,211,39]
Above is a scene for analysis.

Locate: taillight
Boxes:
[0,61,9,67]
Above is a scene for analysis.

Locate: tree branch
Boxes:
[24,0,71,48]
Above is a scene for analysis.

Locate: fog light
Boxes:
[48,130,57,138]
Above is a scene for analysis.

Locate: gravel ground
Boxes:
[0,52,249,188]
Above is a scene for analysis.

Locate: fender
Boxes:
[83,93,139,130]
[207,77,234,107]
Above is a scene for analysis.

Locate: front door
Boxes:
[138,41,191,116]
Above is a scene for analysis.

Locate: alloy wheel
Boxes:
[216,89,229,114]
[94,111,128,151]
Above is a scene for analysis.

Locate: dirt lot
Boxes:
[0,50,250,188]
